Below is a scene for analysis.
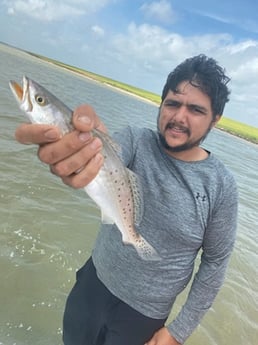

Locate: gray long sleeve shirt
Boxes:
[92,126,238,343]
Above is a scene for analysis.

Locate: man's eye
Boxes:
[166,101,179,107]
[192,106,205,114]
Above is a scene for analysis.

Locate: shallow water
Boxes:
[0,43,257,344]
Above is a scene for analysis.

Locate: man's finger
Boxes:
[49,137,102,176]
[38,130,95,165]
[15,123,61,145]
[61,153,104,189]
[73,104,107,133]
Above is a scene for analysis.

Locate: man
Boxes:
[15,55,238,345]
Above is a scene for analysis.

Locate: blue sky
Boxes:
[1,0,258,127]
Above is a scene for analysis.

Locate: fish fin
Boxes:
[126,169,144,226]
[101,211,114,224]
[93,129,122,156]
[133,235,160,261]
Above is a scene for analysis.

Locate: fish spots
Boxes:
[109,169,118,177]
[110,169,120,185]
[134,236,159,258]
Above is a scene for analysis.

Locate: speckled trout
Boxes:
[9,76,160,261]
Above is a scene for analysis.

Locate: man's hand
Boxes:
[145,327,181,345]
[15,104,105,188]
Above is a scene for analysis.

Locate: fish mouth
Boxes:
[9,76,32,111]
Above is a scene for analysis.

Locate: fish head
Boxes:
[9,76,73,135]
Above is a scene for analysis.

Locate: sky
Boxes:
[1,0,258,127]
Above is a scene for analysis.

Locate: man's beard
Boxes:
[158,130,207,152]
[157,116,212,153]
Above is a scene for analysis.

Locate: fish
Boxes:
[9,76,160,261]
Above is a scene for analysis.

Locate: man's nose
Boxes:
[174,105,188,122]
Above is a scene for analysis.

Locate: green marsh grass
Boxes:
[217,117,258,144]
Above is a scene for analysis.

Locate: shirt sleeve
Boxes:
[167,172,238,344]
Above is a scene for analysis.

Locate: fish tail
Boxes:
[133,235,160,261]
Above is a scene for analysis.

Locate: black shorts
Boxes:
[63,257,167,345]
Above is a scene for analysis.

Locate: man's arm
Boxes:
[167,174,238,344]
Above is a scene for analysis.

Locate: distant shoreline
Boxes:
[3,42,256,145]
[33,53,258,144]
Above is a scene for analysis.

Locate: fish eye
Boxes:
[35,94,46,105]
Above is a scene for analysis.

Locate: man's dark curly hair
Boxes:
[161,54,231,119]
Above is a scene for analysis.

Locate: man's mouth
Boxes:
[165,122,190,136]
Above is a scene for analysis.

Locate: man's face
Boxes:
[158,81,220,159]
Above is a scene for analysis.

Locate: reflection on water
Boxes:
[0,43,257,345]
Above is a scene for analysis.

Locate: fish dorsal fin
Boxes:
[92,129,121,156]
[126,169,144,226]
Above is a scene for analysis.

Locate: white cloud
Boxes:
[192,9,233,25]
[106,22,258,124]
[4,0,112,21]
[226,40,258,55]
[91,25,105,37]
[112,23,235,70]
[191,8,258,34]
[140,0,177,24]
[2,0,258,125]
[111,22,258,72]
[230,57,258,82]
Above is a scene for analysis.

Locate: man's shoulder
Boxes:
[208,154,238,194]
[115,126,157,146]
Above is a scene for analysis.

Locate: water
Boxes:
[0,43,257,345]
